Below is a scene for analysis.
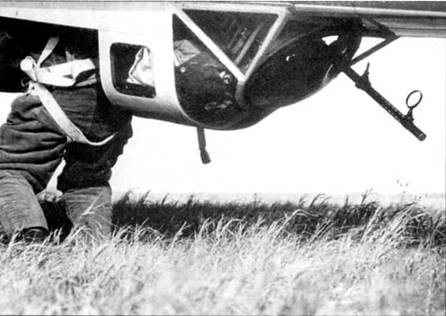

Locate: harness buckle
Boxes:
[20,56,38,82]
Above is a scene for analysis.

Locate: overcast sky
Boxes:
[0,37,444,198]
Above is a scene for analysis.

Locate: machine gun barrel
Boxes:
[343,67,426,141]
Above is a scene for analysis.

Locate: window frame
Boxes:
[171,5,288,86]
[110,42,157,99]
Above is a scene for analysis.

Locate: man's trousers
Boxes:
[0,84,132,239]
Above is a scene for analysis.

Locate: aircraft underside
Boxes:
[0,2,445,144]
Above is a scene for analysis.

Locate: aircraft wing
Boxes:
[0,1,445,38]
[287,1,446,38]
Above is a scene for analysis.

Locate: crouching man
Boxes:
[0,26,132,243]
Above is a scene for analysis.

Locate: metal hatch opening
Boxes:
[173,15,243,128]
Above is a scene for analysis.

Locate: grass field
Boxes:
[0,192,445,315]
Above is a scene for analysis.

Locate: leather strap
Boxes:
[20,37,97,88]
[20,37,114,146]
[27,82,115,146]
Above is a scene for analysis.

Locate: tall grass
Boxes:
[0,192,444,315]
[112,193,445,247]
